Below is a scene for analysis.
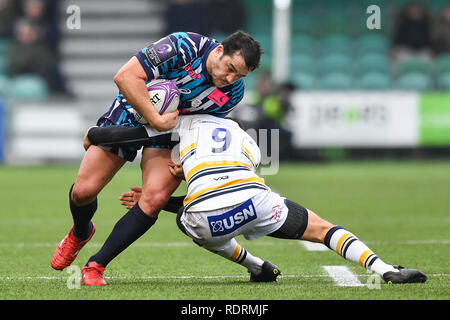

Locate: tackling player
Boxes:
[82,115,427,285]
[51,31,263,276]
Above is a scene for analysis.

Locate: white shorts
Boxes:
[179,189,288,250]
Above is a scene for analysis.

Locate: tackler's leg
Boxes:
[201,238,281,283]
[269,199,427,284]
[176,209,281,283]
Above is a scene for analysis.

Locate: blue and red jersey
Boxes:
[124,32,244,118]
[96,32,246,160]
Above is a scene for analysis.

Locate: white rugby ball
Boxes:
[133,79,180,124]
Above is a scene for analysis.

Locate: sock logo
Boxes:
[208,199,257,237]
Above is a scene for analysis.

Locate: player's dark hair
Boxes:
[222,30,263,71]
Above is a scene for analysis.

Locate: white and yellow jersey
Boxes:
[174,115,268,212]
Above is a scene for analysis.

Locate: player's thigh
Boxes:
[138,147,181,215]
[267,201,333,242]
[72,145,127,205]
[301,209,334,243]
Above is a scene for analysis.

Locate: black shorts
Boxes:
[267,200,309,240]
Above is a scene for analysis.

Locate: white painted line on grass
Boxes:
[0,239,448,248]
[0,273,448,281]
[322,266,365,287]
[299,240,329,251]
[0,274,322,281]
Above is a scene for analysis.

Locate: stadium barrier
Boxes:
[285,91,450,148]
[6,102,85,164]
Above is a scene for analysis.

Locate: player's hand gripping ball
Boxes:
[133,79,180,124]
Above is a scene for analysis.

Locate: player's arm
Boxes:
[85,125,151,150]
[114,57,178,131]
[119,185,185,213]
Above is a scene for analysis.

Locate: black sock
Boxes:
[87,203,157,267]
[69,184,97,240]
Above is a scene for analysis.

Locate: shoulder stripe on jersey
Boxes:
[242,146,257,166]
[199,36,208,51]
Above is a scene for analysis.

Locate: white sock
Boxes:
[208,238,264,275]
[324,226,398,276]
[369,258,398,275]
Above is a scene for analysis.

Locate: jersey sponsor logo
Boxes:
[183,62,202,80]
[208,89,230,107]
[213,175,229,181]
[145,36,177,66]
[207,199,257,237]
[179,88,192,95]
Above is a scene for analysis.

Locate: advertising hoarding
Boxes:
[287,91,419,147]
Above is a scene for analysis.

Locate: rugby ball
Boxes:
[133,79,180,124]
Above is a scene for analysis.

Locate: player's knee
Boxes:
[138,191,170,217]
[71,183,99,206]
[306,209,334,243]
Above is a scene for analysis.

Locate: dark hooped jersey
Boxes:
[123,32,245,118]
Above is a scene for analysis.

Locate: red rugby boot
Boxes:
[82,262,107,286]
[51,223,96,270]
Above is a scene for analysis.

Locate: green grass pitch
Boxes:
[0,161,448,300]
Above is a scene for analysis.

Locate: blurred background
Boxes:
[0,0,449,164]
